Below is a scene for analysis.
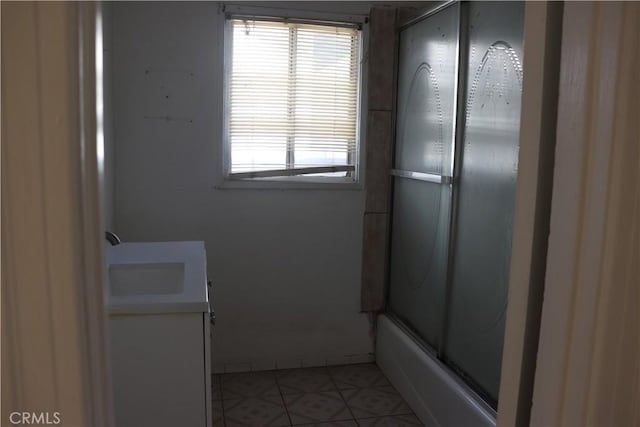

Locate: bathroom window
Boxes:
[223,18,362,184]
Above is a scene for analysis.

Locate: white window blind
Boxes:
[227,19,361,179]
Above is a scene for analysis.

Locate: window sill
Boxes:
[213,177,364,191]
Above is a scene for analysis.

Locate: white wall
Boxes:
[110,2,374,372]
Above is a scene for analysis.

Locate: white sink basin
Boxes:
[106,241,209,314]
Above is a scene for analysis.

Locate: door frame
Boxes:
[1,2,113,425]
[528,2,640,426]
[497,2,563,426]
[3,2,637,426]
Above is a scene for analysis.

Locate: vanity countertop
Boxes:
[106,241,209,314]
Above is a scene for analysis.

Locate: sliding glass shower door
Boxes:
[444,1,525,403]
[387,1,524,407]
[388,2,459,350]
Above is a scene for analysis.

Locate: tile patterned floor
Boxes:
[212,363,423,427]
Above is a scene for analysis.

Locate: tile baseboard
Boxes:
[213,353,377,374]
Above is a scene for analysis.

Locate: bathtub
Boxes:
[376,314,496,427]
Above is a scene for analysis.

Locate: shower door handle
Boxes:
[391,169,453,185]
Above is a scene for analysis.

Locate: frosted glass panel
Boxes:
[394,4,459,177]
[389,179,451,345]
[388,4,458,348]
[444,1,525,403]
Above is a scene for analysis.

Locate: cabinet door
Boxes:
[110,313,207,427]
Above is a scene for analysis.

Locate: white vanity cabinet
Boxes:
[109,313,212,427]
[106,241,212,427]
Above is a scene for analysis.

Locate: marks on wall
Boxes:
[142,67,196,123]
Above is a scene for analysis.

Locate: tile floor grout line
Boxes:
[327,365,360,425]
[223,370,292,427]
[219,374,227,427]
[330,363,421,425]
[274,368,295,427]
[365,367,421,420]
[283,365,356,426]
[217,363,420,427]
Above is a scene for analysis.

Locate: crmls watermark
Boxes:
[9,412,61,425]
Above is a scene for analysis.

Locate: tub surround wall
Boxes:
[360,8,397,313]
[359,5,437,313]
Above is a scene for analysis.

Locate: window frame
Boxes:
[219,9,368,190]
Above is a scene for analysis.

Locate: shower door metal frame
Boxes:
[386,0,530,412]
[386,0,498,411]
[386,1,565,425]
[386,0,460,353]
